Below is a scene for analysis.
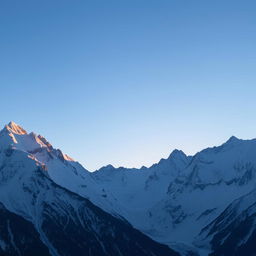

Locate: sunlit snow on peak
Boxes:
[5,121,27,135]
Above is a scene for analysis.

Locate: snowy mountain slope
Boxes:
[0,203,50,256]
[2,121,256,256]
[92,136,256,255]
[0,122,180,256]
[93,149,190,212]
[195,189,256,256]
[0,122,123,216]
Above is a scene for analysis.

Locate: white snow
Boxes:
[1,122,256,255]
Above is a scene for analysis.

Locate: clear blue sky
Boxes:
[0,0,256,171]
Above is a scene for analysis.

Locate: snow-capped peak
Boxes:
[4,121,27,135]
[97,164,115,172]
[168,149,187,160]
[154,149,189,170]
[0,122,76,167]
[2,121,256,256]
[225,135,240,144]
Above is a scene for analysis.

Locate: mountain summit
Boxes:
[5,121,27,135]
[0,122,179,256]
[92,134,256,256]
[0,122,256,256]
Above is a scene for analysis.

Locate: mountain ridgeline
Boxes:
[1,121,256,256]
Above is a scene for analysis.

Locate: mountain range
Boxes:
[0,121,256,256]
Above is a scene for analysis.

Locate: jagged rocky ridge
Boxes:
[2,122,256,255]
[92,135,256,255]
[0,122,179,256]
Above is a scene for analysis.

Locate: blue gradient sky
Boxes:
[0,0,256,170]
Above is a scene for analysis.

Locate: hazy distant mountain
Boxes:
[92,135,256,255]
[1,121,256,256]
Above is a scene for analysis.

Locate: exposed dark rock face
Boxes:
[0,203,50,256]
